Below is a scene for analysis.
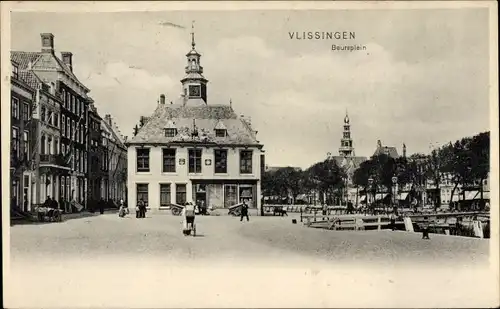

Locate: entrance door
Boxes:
[23,175,30,211]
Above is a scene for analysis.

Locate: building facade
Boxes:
[10,60,36,212]
[11,33,92,209]
[87,100,104,204]
[102,114,127,203]
[127,30,264,212]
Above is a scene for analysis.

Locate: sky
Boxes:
[11,9,491,169]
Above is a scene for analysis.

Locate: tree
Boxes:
[307,158,346,204]
[468,132,490,206]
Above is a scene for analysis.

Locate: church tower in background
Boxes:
[338,110,354,157]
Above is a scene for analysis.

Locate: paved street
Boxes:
[7,213,497,308]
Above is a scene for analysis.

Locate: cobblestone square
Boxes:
[8,213,495,308]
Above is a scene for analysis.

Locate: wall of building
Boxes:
[127,145,262,211]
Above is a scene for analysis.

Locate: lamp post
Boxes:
[368,177,374,208]
[392,176,398,212]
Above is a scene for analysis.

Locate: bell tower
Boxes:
[339,110,354,157]
[181,21,208,104]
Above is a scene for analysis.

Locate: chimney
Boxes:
[41,33,55,53]
[61,52,73,71]
[49,82,56,95]
[160,94,165,105]
[105,114,112,126]
[403,143,407,158]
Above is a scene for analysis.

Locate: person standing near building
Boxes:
[240,199,249,222]
[136,199,144,218]
[422,216,431,239]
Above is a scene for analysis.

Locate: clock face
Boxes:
[189,85,201,97]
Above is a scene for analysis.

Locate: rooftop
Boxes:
[128,103,261,146]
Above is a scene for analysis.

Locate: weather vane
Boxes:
[191,20,196,49]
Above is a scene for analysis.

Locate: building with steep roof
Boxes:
[12,33,93,210]
[102,114,127,203]
[126,26,265,211]
[372,139,401,159]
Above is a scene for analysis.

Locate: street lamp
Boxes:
[392,176,398,212]
[368,177,374,207]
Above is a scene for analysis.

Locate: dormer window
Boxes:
[164,119,177,137]
[165,128,177,137]
[214,120,227,137]
[215,129,227,137]
[12,63,18,79]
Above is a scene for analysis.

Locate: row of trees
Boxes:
[262,131,490,208]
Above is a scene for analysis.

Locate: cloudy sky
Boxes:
[11,8,491,169]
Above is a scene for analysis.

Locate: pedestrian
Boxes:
[240,199,249,222]
[422,216,431,240]
[390,212,397,231]
[137,199,145,219]
[141,200,147,218]
[99,198,105,214]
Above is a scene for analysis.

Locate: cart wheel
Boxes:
[54,211,62,222]
[172,208,181,216]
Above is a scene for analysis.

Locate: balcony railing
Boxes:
[39,154,69,167]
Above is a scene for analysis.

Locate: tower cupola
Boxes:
[180,21,208,104]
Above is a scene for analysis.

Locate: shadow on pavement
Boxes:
[10,209,119,226]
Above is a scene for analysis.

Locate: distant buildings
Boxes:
[10,33,127,212]
[126,28,264,211]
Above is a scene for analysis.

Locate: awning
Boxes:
[464,191,480,201]
[398,192,410,200]
[375,193,388,201]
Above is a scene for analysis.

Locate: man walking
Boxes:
[240,199,250,222]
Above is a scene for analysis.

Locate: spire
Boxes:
[344,109,350,124]
[229,98,232,108]
[191,20,196,50]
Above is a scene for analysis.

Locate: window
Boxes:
[54,113,59,128]
[160,184,171,207]
[47,137,52,155]
[12,98,19,119]
[66,93,70,109]
[48,111,53,126]
[72,120,75,140]
[55,139,59,155]
[41,135,46,155]
[23,103,30,121]
[72,96,75,113]
[165,128,177,137]
[12,127,19,157]
[136,183,149,206]
[162,148,176,173]
[62,89,66,104]
[23,131,29,158]
[12,63,18,79]
[67,118,71,138]
[176,184,186,205]
[40,107,46,122]
[61,115,66,136]
[136,148,150,172]
[214,149,228,174]
[240,150,253,174]
[62,144,66,155]
[215,129,226,137]
[188,149,202,173]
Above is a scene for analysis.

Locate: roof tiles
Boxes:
[129,104,260,146]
